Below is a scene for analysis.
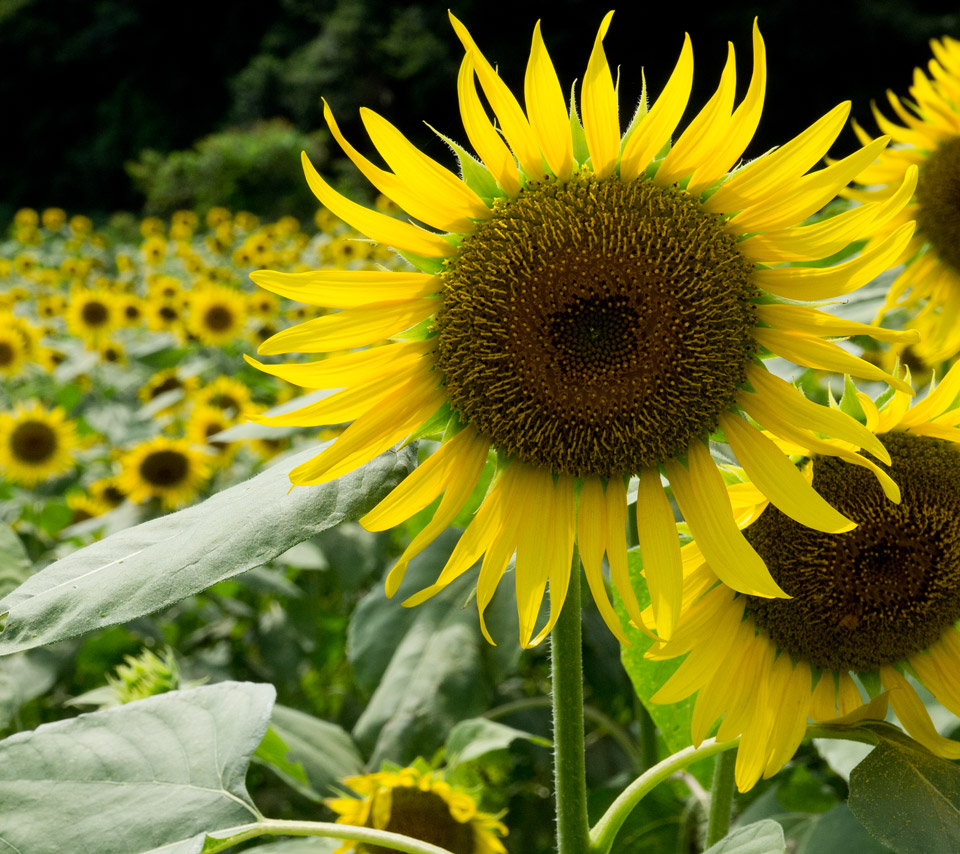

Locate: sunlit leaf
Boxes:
[0,443,416,656]
[704,820,786,854]
[0,681,274,854]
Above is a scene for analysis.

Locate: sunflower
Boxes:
[185,283,248,346]
[248,13,918,646]
[849,35,960,367]
[326,764,507,854]
[648,362,960,791]
[65,287,118,342]
[193,375,254,416]
[0,402,78,486]
[88,476,127,508]
[186,405,238,466]
[117,437,211,509]
[0,327,26,377]
[139,369,199,412]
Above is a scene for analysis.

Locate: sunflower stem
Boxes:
[704,747,737,847]
[588,737,740,854]
[551,548,590,854]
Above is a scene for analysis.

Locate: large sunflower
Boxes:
[326,764,507,854]
[0,401,78,486]
[649,363,960,791]
[249,13,918,646]
[849,35,960,367]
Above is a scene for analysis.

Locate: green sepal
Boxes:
[838,375,868,423]
[568,84,590,167]
[395,248,446,275]
[620,69,649,149]
[404,402,453,444]
[429,126,502,203]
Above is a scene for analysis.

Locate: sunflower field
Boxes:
[5,7,960,854]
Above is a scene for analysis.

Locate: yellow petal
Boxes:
[300,152,455,258]
[289,375,445,486]
[745,365,891,463]
[449,13,543,178]
[382,431,490,598]
[456,51,520,196]
[687,21,766,194]
[755,303,919,347]
[577,475,629,644]
[753,327,913,393]
[524,21,574,180]
[882,666,960,759]
[900,361,960,428]
[655,42,737,186]
[257,298,436,355]
[664,442,786,598]
[620,34,693,182]
[720,412,855,533]
[358,106,491,220]
[606,476,645,628]
[635,466,683,639]
[243,340,433,389]
[581,11,619,179]
[704,102,850,213]
[250,269,439,309]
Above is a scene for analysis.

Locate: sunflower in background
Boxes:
[247,13,921,647]
[649,363,960,791]
[0,402,78,486]
[0,327,26,378]
[849,36,960,368]
[117,436,211,509]
[185,282,248,346]
[327,763,507,854]
[186,404,238,467]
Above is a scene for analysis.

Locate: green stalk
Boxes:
[551,549,590,853]
[200,819,456,854]
[704,747,737,847]
[589,738,740,854]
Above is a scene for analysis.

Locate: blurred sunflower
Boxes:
[326,764,507,854]
[186,405,237,466]
[193,375,253,416]
[186,284,248,346]
[249,13,918,645]
[88,476,127,508]
[649,364,960,791]
[0,327,26,377]
[850,36,960,367]
[0,402,78,486]
[65,287,118,342]
[118,437,210,509]
[139,369,199,411]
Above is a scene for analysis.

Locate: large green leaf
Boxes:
[445,717,549,769]
[258,703,364,800]
[0,444,416,655]
[797,804,892,854]
[0,681,274,854]
[0,645,71,731]
[848,725,960,854]
[349,530,510,766]
[704,820,786,854]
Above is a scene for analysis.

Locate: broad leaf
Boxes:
[0,645,71,731]
[704,820,786,854]
[349,530,514,766]
[848,725,960,854]
[445,717,549,770]
[0,443,416,655]
[0,681,274,854]
[257,703,364,801]
[797,804,892,854]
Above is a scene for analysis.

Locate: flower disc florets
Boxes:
[436,174,758,476]
[744,432,960,671]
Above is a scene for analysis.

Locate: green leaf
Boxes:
[704,820,786,854]
[0,443,417,655]
[848,725,960,854]
[797,804,892,854]
[0,645,70,731]
[616,548,698,757]
[445,717,549,770]
[0,681,274,854]
[348,530,500,765]
[0,525,30,601]
[257,704,364,801]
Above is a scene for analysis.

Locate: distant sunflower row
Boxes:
[1,201,403,536]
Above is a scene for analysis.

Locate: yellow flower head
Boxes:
[66,287,118,342]
[326,764,507,854]
[649,362,960,791]
[185,283,248,346]
[118,436,211,509]
[186,404,238,465]
[0,327,27,378]
[193,375,254,416]
[249,13,918,647]
[849,35,960,367]
[0,401,78,486]
[139,369,199,412]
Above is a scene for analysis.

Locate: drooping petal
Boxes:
[635,465,683,639]
[524,20,574,180]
